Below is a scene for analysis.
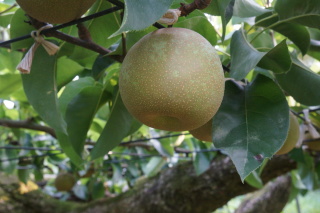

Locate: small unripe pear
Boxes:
[54,173,76,192]
[119,28,225,131]
[276,112,300,155]
[16,0,96,24]
[189,119,213,142]
[304,132,320,151]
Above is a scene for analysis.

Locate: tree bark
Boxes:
[235,175,292,213]
[0,155,296,213]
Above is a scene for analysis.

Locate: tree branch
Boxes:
[0,155,296,213]
[235,175,291,213]
[0,118,56,138]
[80,155,296,213]
[28,17,124,62]
[179,0,212,16]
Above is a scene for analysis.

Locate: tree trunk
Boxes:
[0,155,296,213]
[235,175,291,213]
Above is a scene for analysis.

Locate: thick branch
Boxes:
[235,175,291,213]
[0,118,56,138]
[0,155,296,213]
[179,0,212,16]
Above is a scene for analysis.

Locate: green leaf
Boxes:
[150,138,173,157]
[257,40,292,74]
[66,85,103,155]
[201,0,234,41]
[0,48,23,72]
[275,0,320,29]
[276,60,320,106]
[174,16,217,45]
[56,56,84,89]
[21,47,82,166]
[233,0,271,18]
[110,0,174,37]
[0,13,13,28]
[17,168,30,184]
[212,76,289,181]
[91,181,105,200]
[230,30,291,80]
[9,9,34,50]
[59,77,96,116]
[92,55,115,81]
[255,12,310,55]
[55,132,83,166]
[21,46,66,134]
[230,30,265,80]
[244,171,263,189]
[90,91,138,160]
[193,141,213,175]
[0,74,22,98]
[144,157,166,177]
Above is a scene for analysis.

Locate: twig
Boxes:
[0,146,61,151]
[179,0,212,16]
[0,118,56,138]
[28,16,124,62]
[0,6,122,47]
[0,3,17,15]
[0,151,63,162]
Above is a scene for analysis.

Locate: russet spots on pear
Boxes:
[16,0,96,24]
[119,28,225,131]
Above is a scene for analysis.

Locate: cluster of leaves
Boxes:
[0,0,320,202]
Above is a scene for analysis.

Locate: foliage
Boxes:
[0,0,320,208]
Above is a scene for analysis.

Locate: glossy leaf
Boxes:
[275,0,320,29]
[276,60,320,106]
[244,171,263,189]
[56,56,84,89]
[66,85,103,155]
[255,12,310,55]
[21,47,83,166]
[21,46,66,134]
[174,16,217,45]
[92,55,115,80]
[90,91,139,160]
[59,77,96,116]
[230,30,265,80]
[9,9,34,50]
[257,40,292,74]
[201,0,233,41]
[193,140,213,175]
[144,157,166,177]
[233,0,271,18]
[110,0,174,37]
[230,30,291,80]
[212,76,289,181]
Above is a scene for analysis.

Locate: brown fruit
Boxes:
[189,119,213,142]
[54,173,76,192]
[16,0,96,24]
[119,28,225,131]
[276,112,300,155]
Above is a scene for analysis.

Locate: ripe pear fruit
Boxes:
[276,112,300,155]
[304,132,320,151]
[54,173,76,192]
[16,0,96,24]
[189,119,213,142]
[119,28,225,131]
